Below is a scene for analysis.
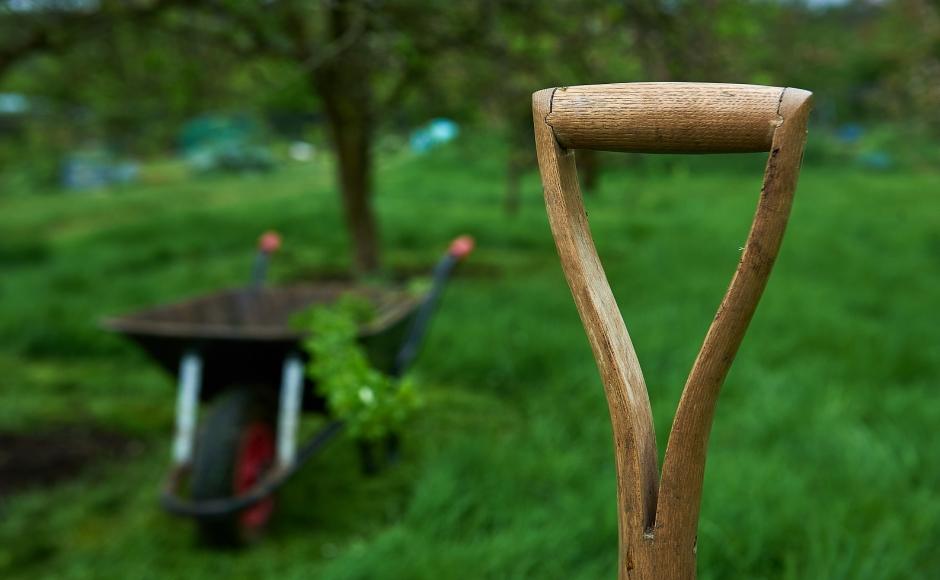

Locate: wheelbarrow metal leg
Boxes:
[172,349,203,466]
[277,354,304,468]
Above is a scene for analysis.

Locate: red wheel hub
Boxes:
[235,421,276,533]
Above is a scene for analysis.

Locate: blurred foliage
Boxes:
[0,138,937,577]
[0,2,939,576]
[0,0,937,168]
[295,294,422,440]
[1,0,938,270]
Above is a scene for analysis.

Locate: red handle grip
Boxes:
[448,235,475,260]
[258,231,282,254]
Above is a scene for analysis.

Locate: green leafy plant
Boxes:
[295,295,421,440]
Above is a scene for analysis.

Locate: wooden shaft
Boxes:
[546,83,785,153]
[533,82,812,579]
[533,89,661,571]
[652,87,812,577]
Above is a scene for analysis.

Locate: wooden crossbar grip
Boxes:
[544,82,788,153]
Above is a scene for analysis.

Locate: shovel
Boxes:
[532,83,812,579]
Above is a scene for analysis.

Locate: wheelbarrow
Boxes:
[103,234,474,545]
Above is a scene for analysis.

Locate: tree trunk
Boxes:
[311,0,381,274]
[504,109,535,216]
[576,149,600,194]
[624,1,675,81]
[321,97,380,274]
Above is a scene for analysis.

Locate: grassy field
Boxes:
[1,140,938,579]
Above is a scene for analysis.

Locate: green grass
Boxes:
[0,139,938,579]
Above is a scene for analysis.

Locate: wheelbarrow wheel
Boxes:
[191,387,277,547]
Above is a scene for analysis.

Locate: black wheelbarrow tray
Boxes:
[102,236,473,545]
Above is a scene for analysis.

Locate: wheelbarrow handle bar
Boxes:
[391,235,473,377]
[392,253,458,377]
[543,82,809,154]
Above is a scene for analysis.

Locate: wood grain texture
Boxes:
[533,82,812,579]
[533,89,660,572]
[547,83,784,153]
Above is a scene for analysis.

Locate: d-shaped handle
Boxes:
[534,83,812,579]
[544,82,801,153]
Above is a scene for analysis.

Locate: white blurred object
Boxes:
[289,141,316,162]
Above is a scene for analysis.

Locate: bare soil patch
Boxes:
[0,425,143,496]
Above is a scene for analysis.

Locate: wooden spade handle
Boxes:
[533,83,812,579]
[545,82,797,153]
